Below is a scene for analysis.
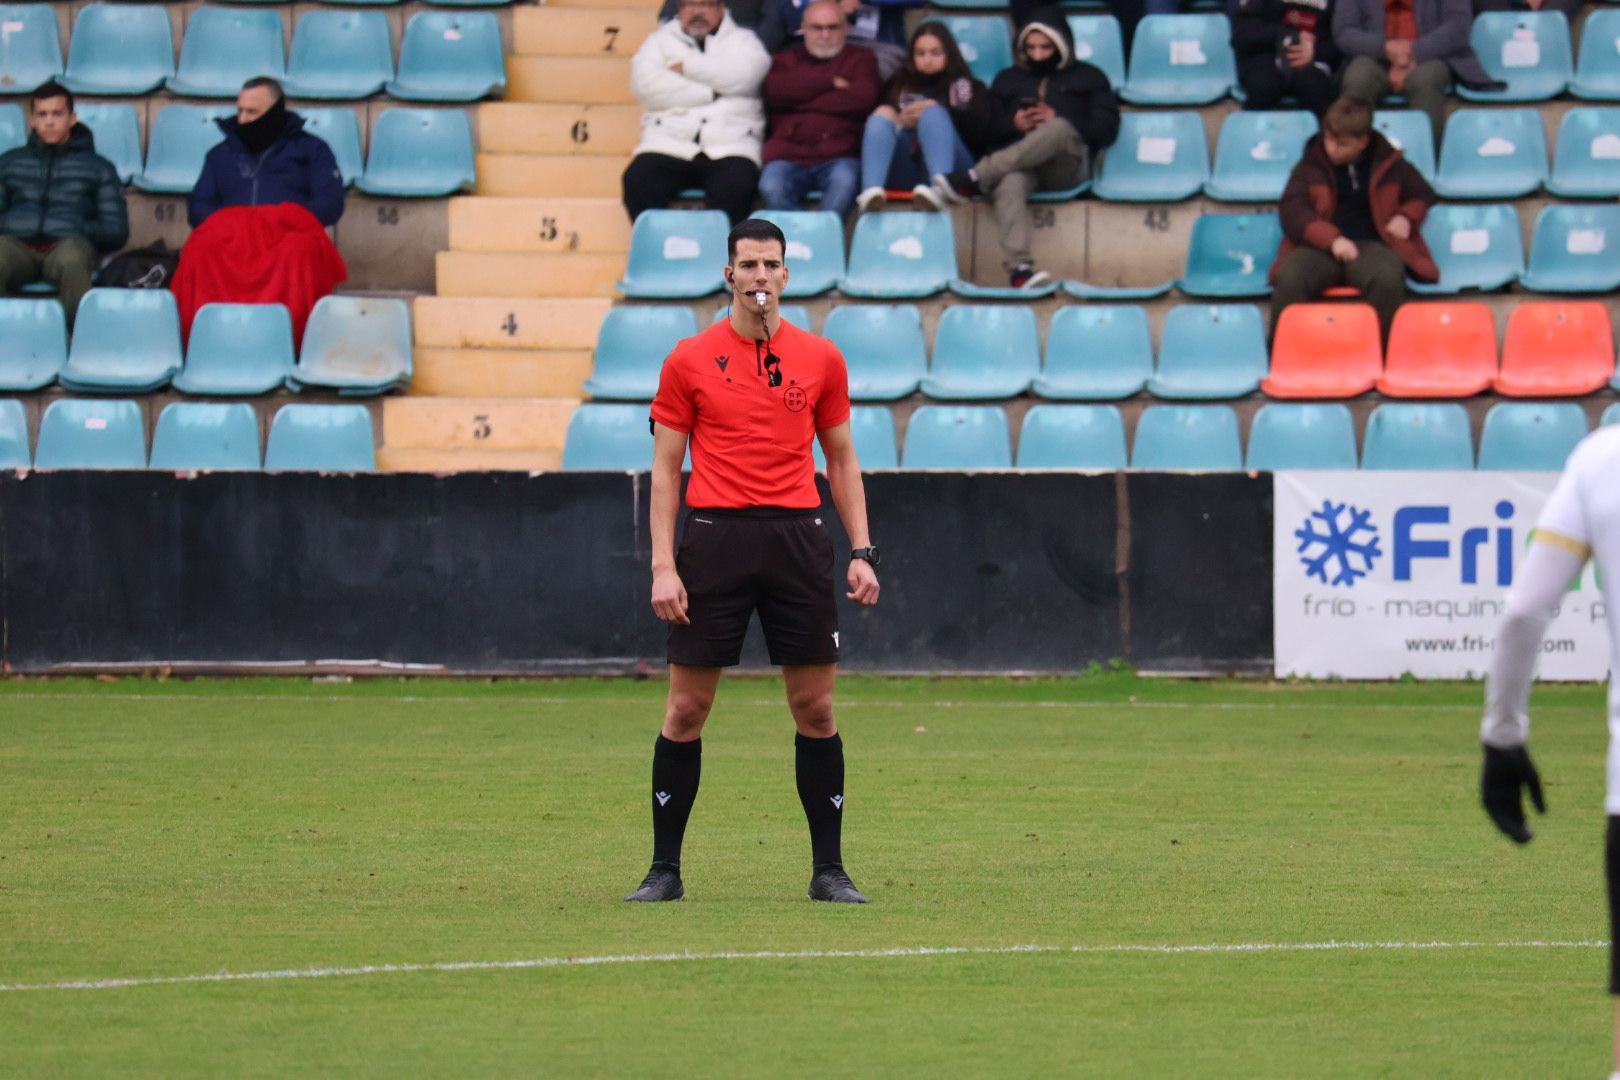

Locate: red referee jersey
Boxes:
[650,316,851,509]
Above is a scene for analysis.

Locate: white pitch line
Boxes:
[0,940,1604,994]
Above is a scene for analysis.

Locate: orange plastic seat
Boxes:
[1494,301,1615,397]
[1260,302,1382,398]
[1377,302,1498,398]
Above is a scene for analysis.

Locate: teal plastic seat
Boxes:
[1177,212,1282,297]
[901,405,1012,469]
[840,212,957,297]
[1120,14,1236,105]
[173,303,295,395]
[1456,11,1572,103]
[1409,202,1523,294]
[355,107,474,196]
[812,405,899,470]
[293,108,363,188]
[617,210,728,298]
[1572,9,1620,100]
[1016,404,1127,469]
[290,297,412,395]
[1131,404,1242,470]
[0,298,66,390]
[584,305,697,401]
[1520,203,1620,293]
[34,398,145,469]
[0,4,63,93]
[823,304,926,401]
[0,102,22,152]
[149,402,261,471]
[1066,15,1125,90]
[1245,403,1358,470]
[263,404,376,472]
[133,105,232,193]
[74,103,142,184]
[386,11,506,102]
[919,305,1040,399]
[62,4,173,95]
[1034,304,1152,400]
[1204,110,1315,202]
[1373,110,1436,183]
[562,404,654,470]
[1092,110,1209,201]
[166,7,285,98]
[1604,402,1620,426]
[754,210,844,297]
[1362,403,1474,470]
[1547,107,1620,197]
[1148,303,1266,399]
[0,398,27,467]
[59,289,181,392]
[937,16,1012,85]
[1477,402,1588,470]
[284,10,393,100]
[1434,108,1548,198]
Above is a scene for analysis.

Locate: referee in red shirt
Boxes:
[625,218,881,904]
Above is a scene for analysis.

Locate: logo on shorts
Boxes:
[832,631,839,649]
[783,386,807,412]
[714,355,730,372]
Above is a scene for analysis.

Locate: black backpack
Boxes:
[99,240,181,289]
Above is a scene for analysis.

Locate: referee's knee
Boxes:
[664,690,713,739]
[788,691,835,737]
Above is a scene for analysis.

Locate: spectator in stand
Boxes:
[759,0,881,220]
[1233,0,1340,116]
[188,78,344,229]
[0,82,127,328]
[624,0,772,225]
[857,21,992,213]
[935,7,1119,290]
[659,0,789,53]
[1334,0,1492,142]
[782,0,909,79]
[1269,96,1437,343]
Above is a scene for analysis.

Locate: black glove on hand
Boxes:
[1481,744,1546,844]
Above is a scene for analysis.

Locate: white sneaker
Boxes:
[911,183,946,212]
[856,186,886,213]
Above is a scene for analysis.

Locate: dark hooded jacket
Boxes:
[1231,0,1341,70]
[983,6,1119,155]
[188,111,345,229]
[0,123,128,252]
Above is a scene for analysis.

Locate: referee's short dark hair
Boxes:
[728,218,786,262]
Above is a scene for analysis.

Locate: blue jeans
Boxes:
[758,157,861,220]
[859,106,975,191]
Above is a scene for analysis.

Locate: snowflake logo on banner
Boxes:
[1295,500,1381,587]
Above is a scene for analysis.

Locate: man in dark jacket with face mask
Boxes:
[0,82,128,327]
[188,77,345,228]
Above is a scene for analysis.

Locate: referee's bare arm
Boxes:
[649,422,691,624]
[819,422,880,607]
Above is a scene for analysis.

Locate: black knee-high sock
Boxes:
[651,735,701,869]
[795,732,844,869]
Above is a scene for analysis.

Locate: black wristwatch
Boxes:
[851,546,881,568]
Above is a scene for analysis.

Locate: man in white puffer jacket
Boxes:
[623,0,772,225]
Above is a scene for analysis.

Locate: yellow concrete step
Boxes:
[448,197,631,254]
[382,396,580,451]
[475,153,631,198]
[378,447,565,473]
[508,56,636,104]
[512,6,655,57]
[411,348,593,398]
[477,102,641,156]
[436,251,625,298]
[414,296,612,350]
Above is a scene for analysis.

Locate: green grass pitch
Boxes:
[1,673,1613,1076]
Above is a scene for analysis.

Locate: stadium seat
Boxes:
[355,107,475,197]
[1408,203,1523,294]
[172,303,295,396]
[33,398,146,469]
[584,305,697,401]
[1547,107,1620,197]
[1034,304,1152,400]
[1604,403,1620,427]
[1373,110,1436,184]
[1433,108,1548,198]
[74,103,142,185]
[1066,15,1126,90]
[1519,203,1620,293]
[58,289,181,393]
[1377,302,1497,397]
[0,398,27,467]
[617,210,729,298]
[812,406,899,470]
[149,402,262,472]
[1361,403,1474,470]
[386,12,506,102]
[1572,9,1620,100]
[840,212,956,298]
[1456,11,1571,102]
[132,105,232,193]
[754,210,844,297]
[1120,14,1236,105]
[1203,110,1315,202]
[1261,303,1382,399]
[1130,404,1242,470]
[290,297,412,395]
[264,405,376,472]
[1244,403,1358,470]
[1176,212,1282,298]
[1091,110,1210,201]
[920,306,1040,399]
[1148,303,1267,399]
[61,4,173,95]
[0,102,21,153]
[937,16,1012,85]
[901,405,1012,469]
[561,403,654,471]
[293,108,363,189]
[283,10,394,100]
[823,304,926,401]
[0,4,63,93]
[1015,404,1127,469]
[1494,301,1614,396]
[1476,402,1588,471]
[166,8,285,98]
[0,297,65,391]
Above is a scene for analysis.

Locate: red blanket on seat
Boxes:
[172,203,347,346]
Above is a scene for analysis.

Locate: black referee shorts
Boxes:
[1608,817,1620,993]
[668,507,840,668]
